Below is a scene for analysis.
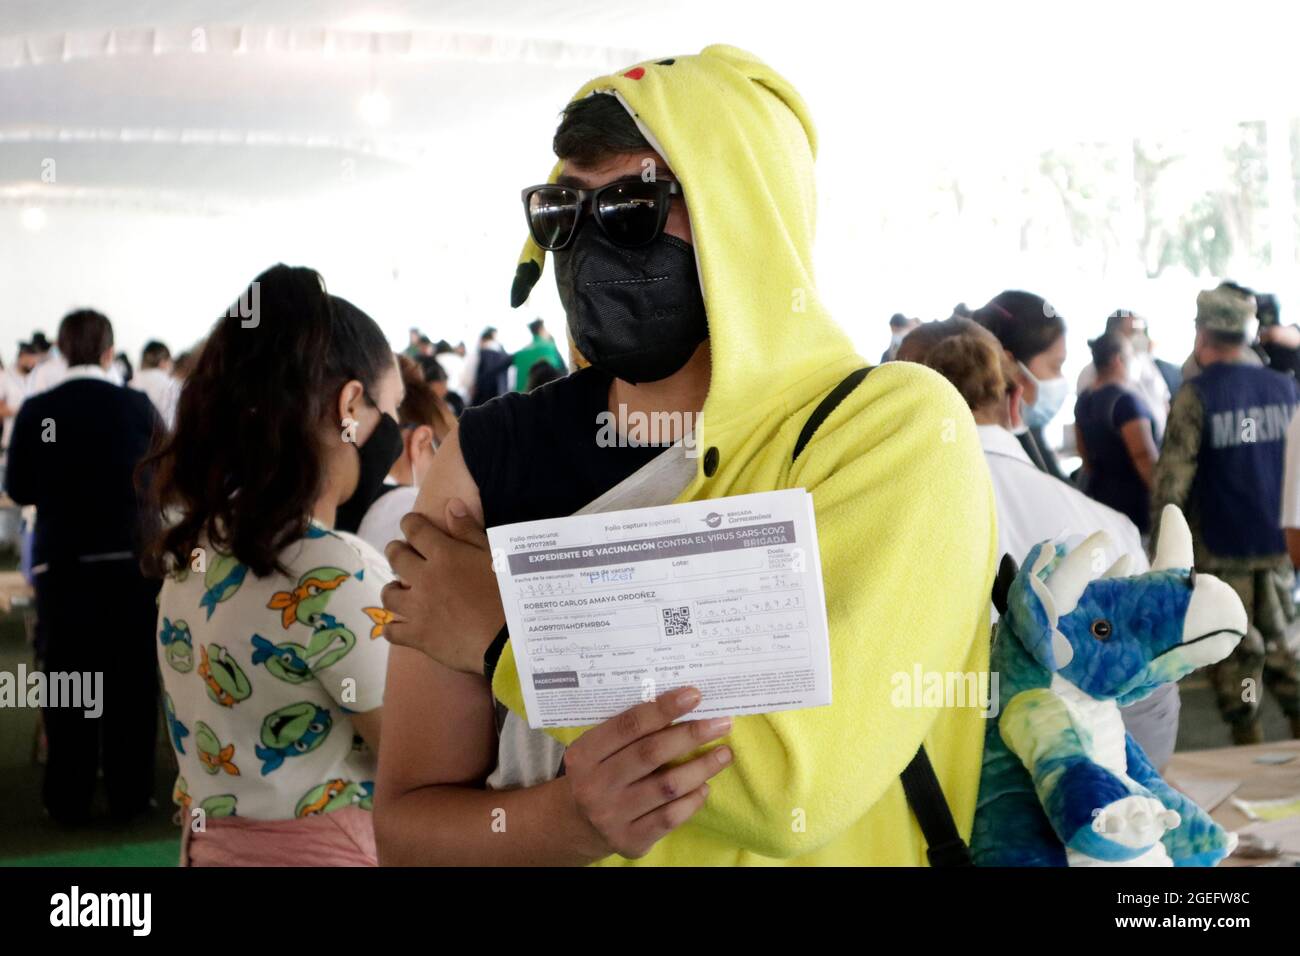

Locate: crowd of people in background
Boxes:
[0,302,567,832]
[396,316,567,413]
[890,280,1300,750]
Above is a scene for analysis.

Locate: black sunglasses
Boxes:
[521,177,682,251]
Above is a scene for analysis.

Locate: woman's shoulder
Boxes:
[285,523,394,584]
[1111,386,1150,420]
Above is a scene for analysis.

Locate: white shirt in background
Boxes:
[436,352,467,401]
[356,484,419,555]
[981,424,1147,568]
[0,367,32,449]
[131,366,181,429]
[32,352,124,392]
[27,351,68,396]
[978,423,1180,768]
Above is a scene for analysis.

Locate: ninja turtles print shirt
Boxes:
[156,520,393,822]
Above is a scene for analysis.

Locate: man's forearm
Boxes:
[377,778,606,867]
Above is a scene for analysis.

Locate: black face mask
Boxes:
[334,412,404,534]
[554,221,708,384]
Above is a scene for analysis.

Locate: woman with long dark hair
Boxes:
[143,264,403,866]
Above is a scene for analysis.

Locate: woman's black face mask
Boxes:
[554,220,708,384]
[334,411,404,534]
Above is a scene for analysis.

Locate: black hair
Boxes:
[116,351,134,383]
[1256,293,1280,325]
[57,309,114,366]
[971,290,1066,365]
[141,340,171,369]
[553,93,650,165]
[143,264,394,578]
[415,354,447,384]
[526,361,563,391]
[17,342,36,356]
[1088,332,1127,371]
[434,339,453,354]
[889,313,909,328]
[480,326,497,341]
[528,318,545,336]
[30,332,50,353]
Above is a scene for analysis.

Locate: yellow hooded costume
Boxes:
[494,45,998,865]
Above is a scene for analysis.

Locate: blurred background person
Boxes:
[1180,281,1264,382]
[172,347,199,384]
[1153,285,1300,745]
[27,331,68,397]
[511,318,565,391]
[1074,332,1159,536]
[356,353,456,552]
[403,327,423,359]
[433,339,468,408]
[972,289,1070,482]
[468,325,511,406]
[1076,309,1171,439]
[131,339,181,430]
[0,341,38,453]
[899,316,1179,768]
[526,358,564,391]
[5,309,162,825]
[1254,292,1300,381]
[113,351,134,385]
[880,313,918,363]
[416,353,464,417]
[143,264,398,866]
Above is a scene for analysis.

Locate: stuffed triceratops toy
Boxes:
[971,505,1247,867]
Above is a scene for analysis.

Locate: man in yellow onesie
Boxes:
[376,45,998,866]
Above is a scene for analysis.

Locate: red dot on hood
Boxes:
[623,67,645,80]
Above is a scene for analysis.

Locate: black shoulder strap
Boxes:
[794,365,973,867]
[900,748,973,866]
[792,366,873,462]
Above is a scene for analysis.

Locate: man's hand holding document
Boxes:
[487,489,832,729]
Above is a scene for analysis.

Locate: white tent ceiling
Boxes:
[7,0,1300,211]
[3,0,1300,361]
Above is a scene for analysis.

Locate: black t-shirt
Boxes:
[458,367,669,528]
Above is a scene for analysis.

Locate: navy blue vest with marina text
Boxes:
[1189,362,1299,558]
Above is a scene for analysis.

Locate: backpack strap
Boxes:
[899,748,973,866]
[792,366,873,462]
[793,365,973,867]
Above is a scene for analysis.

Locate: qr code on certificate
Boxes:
[662,605,693,637]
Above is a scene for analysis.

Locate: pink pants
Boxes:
[181,806,378,867]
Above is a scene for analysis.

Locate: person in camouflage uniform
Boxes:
[1153,284,1300,744]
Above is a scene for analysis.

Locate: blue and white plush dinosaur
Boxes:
[971,505,1247,867]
